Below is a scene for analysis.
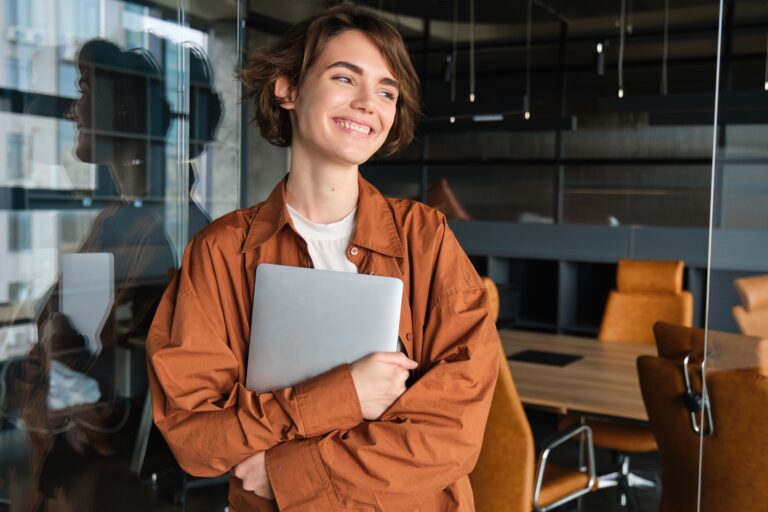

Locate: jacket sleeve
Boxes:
[264,220,499,511]
[146,235,363,477]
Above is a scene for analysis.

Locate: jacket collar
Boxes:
[242,173,404,258]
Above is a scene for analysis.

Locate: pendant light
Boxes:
[468,0,476,102]
[764,32,768,90]
[618,0,626,98]
[524,0,532,119]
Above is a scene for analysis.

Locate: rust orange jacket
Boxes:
[146,174,499,511]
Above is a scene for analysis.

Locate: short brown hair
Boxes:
[240,5,420,156]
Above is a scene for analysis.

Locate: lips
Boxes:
[333,117,374,136]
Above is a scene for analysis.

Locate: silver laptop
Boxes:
[246,263,403,393]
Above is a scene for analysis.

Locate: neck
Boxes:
[285,150,359,224]
[110,162,147,200]
[109,146,147,199]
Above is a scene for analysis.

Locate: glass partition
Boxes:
[701,1,768,511]
[0,0,243,509]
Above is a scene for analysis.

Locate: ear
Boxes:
[274,76,297,110]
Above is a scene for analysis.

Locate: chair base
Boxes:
[595,454,659,510]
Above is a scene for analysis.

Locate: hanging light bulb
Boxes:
[524,0,532,118]
[618,0,626,99]
[468,0,476,103]
[596,39,607,75]
[450,116,456,123]
[764,32,768,91]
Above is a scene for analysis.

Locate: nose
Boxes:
[350,86,375,115]
[65,99,77,122]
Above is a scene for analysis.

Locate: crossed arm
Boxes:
[232,351,418,499]
[147,225,499,510]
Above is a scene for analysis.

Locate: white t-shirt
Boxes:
[287,204,358,273]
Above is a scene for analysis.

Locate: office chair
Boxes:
[638,322,768,512]
[470,341,596,512]
[560,259,693,508]
[733,274,768,337]
[471,278,597,512]
[426,178,472,221]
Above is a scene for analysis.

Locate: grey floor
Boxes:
[528,410,661,512]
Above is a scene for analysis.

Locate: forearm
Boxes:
[149,362,363,476]
[265,313,499,510]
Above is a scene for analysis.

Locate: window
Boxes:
[6,133,28,181]
[8,215,32,251]
[8,282,30,302]
[6,0,31,28]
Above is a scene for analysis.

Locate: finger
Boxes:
[371,352,418,369]
[391,354,418,370]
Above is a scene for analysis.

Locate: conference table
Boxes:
[499,329,657,422]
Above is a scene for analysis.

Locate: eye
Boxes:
[332,75,353,84]
[378,90,396,101]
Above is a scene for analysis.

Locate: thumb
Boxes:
[389,352,418,370]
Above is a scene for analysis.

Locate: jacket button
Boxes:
[406,332,413,342]
[350,246,359,256]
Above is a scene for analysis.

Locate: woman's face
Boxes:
[69,70,95,163]
[282,29,399,167]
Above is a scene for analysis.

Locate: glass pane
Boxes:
[702,2,768,511]
[0,0,243,509]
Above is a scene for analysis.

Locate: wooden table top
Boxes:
[500,329,657,422]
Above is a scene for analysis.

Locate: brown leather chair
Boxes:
[638,322,768,512]
[482,276,500,324]
[472,278,596,511]
[599,259,693,344]
[470,341,596,512]
[733,274,768,337]
[560,259,693,507]
[426,178,472,221]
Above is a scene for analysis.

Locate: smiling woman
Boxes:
[146,5,499,512]
[239,6,420,157]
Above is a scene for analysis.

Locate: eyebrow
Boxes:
[326,60,399,89]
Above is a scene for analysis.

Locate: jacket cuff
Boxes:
[296,364,363,437]
[266,437,337,511]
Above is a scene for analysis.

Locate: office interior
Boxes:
[0,0,766,511]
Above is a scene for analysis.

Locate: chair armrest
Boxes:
[533,424,596,512]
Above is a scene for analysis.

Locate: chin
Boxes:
[74,144,91,163]
[334,146,381,166]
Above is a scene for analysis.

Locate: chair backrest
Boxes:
[482,277,500,324]
[598,259,693,344]
[426,178,472,220]
[638,322,768,512]
[733,274,768,337]
[470,342,535,512]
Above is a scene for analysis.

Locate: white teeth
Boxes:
[337,119,370,135]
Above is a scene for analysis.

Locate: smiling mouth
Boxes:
[334,118,373,136]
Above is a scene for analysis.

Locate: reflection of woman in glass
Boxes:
[1,38,222,511]
[148,6,498,512]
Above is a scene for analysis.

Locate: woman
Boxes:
[147,6,499,511]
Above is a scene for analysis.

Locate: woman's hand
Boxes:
[233,451,274,500]
[350,352,418,420]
